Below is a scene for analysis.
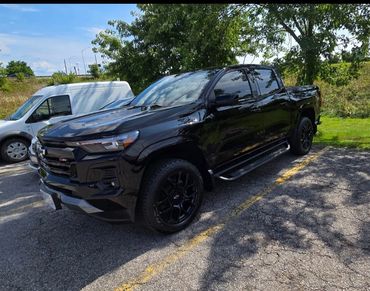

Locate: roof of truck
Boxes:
[202,64,274,71]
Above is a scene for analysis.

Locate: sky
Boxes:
[0,4,267,76]
[0,4,138,75]
[0,4,357,76]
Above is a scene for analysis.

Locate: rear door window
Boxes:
[252,69,280,96]
[49,95,72,117]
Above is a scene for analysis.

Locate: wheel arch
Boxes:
[0,131,33,147]
[299,107,316,133]
[0,132,32,162]
[137,138,214,192]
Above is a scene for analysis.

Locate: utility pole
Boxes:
[64,59,68,74]
[81,49,87,75]
[94,53,98,66]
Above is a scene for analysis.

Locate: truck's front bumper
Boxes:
[40,179,135,222]
[38,151,143,222]
[40,180,102,213]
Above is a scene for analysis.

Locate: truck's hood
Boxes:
[39,105,195,141]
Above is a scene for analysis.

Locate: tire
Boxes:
[1,138,30,163]
[289,117,314,155]
[139,159,204,233]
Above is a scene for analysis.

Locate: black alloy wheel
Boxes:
[139,159,204,233]
[290,116,314,155]
[300,120,314,152]
[154,170,199,225]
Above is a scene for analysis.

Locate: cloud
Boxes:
[0,33,101,75]
[31,61,58,75]
[82,27,105,36]
[0,4,39,12]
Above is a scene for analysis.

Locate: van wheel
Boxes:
[139,159,204,233]
[1,138,30,163]
[289,117,314,155]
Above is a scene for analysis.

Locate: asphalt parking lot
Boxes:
[0,146,369,290]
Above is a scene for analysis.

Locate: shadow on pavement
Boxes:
[199,147,370,289]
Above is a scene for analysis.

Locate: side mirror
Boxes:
[215,93,239,107]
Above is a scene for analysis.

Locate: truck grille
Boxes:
[39,156,73,177]
[37,142,76,178]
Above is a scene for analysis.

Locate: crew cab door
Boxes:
[203,69,264,166]
[251,68,292,142]
[26,95,72,135]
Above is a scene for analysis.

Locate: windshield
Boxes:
[130,70,219,107]
[7,95,43,120]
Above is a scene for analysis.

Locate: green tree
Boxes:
[0,62,6,78]
[88,64,101,79]
[242,4,370,85]
[6,60,34,76]
[92,4,252,93]
[341,47,369,63]
[0,62,8,89]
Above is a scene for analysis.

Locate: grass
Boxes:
[314,116,370,149]
[0,78,50,119]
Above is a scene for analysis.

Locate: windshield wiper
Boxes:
[129,104,164,110]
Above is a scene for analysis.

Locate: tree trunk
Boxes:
[303,50,316,85]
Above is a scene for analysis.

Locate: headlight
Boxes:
[65,130,139,153]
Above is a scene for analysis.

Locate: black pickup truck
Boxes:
[37,64,321,233]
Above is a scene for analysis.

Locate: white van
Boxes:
[0,81,134,163]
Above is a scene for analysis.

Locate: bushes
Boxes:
[88,64,101,79]
[15,72,25,82]
[0,77,9,91]
[48,72,76,85]
[284,61,370,118]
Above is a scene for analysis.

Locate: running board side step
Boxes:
[214,142,290,181]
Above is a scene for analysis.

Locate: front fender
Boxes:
[136,136,193,164]
[0,131,33,145]
[135,136,214,191]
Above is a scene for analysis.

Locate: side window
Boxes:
[32,100,50,122]
[49,95,72,117]
[214,70,253,102]
[253,69,280,96]
[29,95,71,123]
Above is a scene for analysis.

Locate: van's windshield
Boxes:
[7,95,43,120]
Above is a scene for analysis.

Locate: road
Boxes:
[0,146,369,290]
